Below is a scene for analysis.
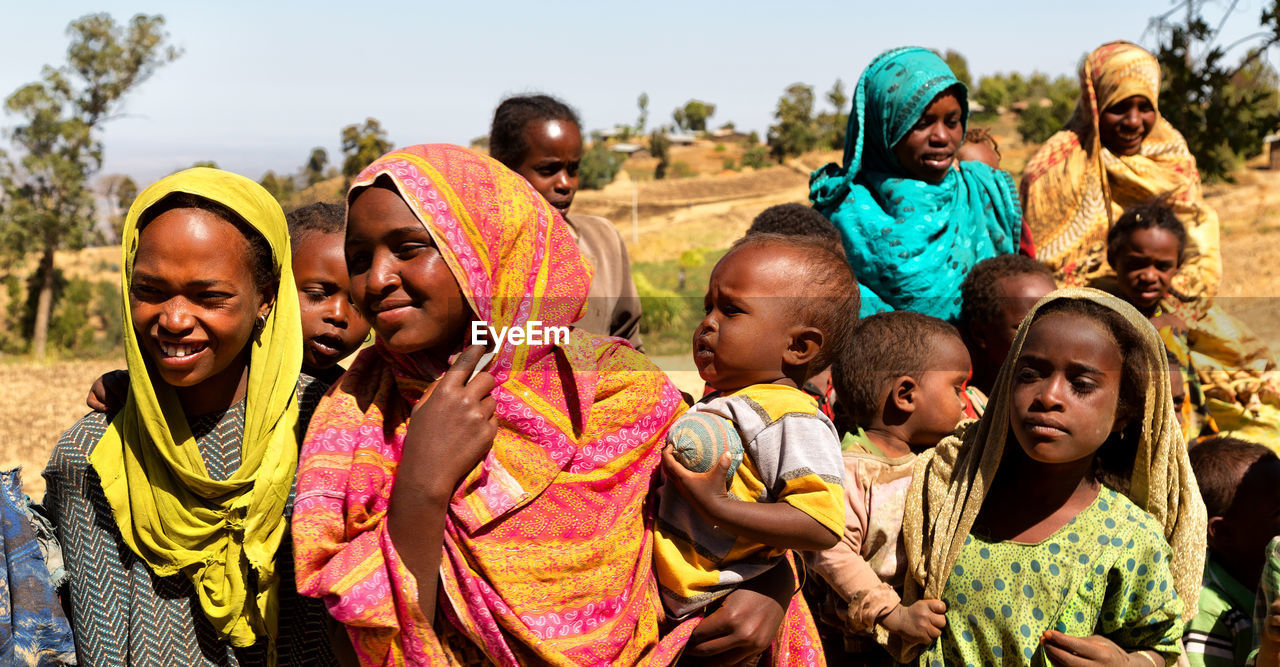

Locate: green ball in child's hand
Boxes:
[667,411,744,486]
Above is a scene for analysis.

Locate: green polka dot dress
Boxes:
[921,486,1185,665]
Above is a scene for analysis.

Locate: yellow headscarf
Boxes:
[89,167,303,650]
[899,288,1205,658]
[1021,42,1221,306]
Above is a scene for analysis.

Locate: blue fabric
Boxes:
[0,469,75,666]
[810,46,1023,321]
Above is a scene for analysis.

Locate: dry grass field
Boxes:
[5,116,1280,498]
[0,359,120,497]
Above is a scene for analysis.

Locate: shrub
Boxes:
[670,161,695,178]
[579,142,622,190]
[741,145,769,169]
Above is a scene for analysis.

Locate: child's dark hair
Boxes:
[958,253,1054,330]
[836,311,962,425]
[286,202,345,250]
[138,192,276,297]
[1105,196,1188,267]
[964,127,1000,159]
[489,95,581,171]
[746,204,840,245]
[728,233,858,371]
[1027,298,1150,490]
[1189,436,1277,517]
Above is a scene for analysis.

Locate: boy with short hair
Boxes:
[1186,436,1280,666]
[746,203,841,245]
[805,311,972,661]
[745,203,846,427]
[957,253,1057,399]
[655,232,857,618]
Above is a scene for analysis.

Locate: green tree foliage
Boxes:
[1016,99,1073,144]
[676,249,704,290]
[741,144,769,169]
[815,79,849,150]
[650,129,671,180]
[975,71,1075,114]
[2,264,120,356]
[636,92,649,134]
[973,74,1011,111]
[767,83,817,161]
[939,49,971,87]
[0,13,180,358]
[1153,0,1280,182]
[341,118,393,179]
[970,70,1078,143]
[633,273,682,336]
[191,160,218,169]
[259,170,296,203]
[578,143,621,190]
[305,147,328,185]
[673,99,716,132]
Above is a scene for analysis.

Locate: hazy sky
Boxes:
[3,1,1277,185]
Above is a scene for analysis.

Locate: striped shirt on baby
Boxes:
[654,383,846,618]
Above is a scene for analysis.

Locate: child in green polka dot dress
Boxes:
[900,289,1207,666]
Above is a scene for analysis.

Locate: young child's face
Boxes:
[694,244,809,392]
[515,119,583,214]
[955,141,1000,170]
[1214,456,1280,587]
[1112,227,1180,311]
[294,230,370,370]
[1009,312,1125,465]
[345,186,470,358]
[909,334,973,446]
[977,272,1056,371]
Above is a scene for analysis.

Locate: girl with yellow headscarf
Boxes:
[897,288,1205,665]
[42,168,338,666]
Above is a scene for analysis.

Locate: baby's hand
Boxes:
[86,369,128,412]
[880,599,946,645]
[661,448,734,524]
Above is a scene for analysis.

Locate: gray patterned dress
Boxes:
[41,376,339,666]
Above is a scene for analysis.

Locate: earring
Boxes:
[255,314,267,333]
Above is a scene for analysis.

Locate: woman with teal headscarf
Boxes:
[810,47,1026,321]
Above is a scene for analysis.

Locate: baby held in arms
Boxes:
[805,311,970,661]
[654,233,858,618]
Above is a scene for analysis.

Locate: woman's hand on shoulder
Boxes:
[1041,630,1163,666]
[399,345,497,502]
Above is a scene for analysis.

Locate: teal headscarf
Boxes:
[810,46,1023,321]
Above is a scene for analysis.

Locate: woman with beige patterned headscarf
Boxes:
[1021,41,1220,305]
[1024,41,1280,452]
[896,288,1206,665]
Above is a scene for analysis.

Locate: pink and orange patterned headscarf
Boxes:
[291,145,690,665]
[1021,41,1221,307]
